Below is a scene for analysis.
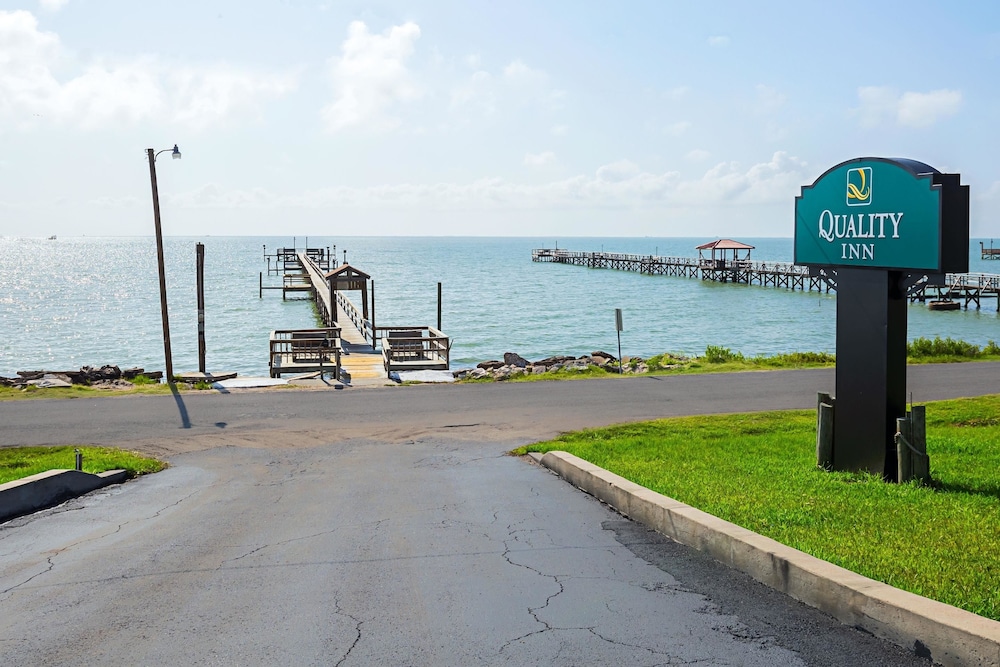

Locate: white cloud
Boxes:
[664,86,690,101]
[855,86,962,128]
[450,70,494,113]
[168,66,298,129]
[754,84,786,113]
[524,151,555,166]
[38,0,68,11]
[0,10,298,130]
[321,20,422,132]
[674,152,808,204]
[464,53,482,68]
[686,149,711,161]
[503,59,545,85]
[664,121,691,136]
[897,89,962,127]
[596,159,641,183]
[450,58,564,118]
[707,35,730,47]
[168,152,806,211]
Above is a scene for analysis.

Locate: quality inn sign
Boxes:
[793,157,968,479]
[795,157,968,273]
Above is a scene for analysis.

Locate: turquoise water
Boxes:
[1,235,999,377]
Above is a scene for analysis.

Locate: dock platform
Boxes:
[264,249,451,381]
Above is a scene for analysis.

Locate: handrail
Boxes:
[379,326,450,372]
[268,328,342,378]
[335,291,375,345]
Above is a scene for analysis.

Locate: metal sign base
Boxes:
[833,268,908,480]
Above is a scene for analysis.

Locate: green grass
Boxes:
[514,394,1000,620]
[0,381,217,400]
[0,446,166,486]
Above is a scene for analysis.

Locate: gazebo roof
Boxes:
[324,263,371,280]
[695,239,755,251]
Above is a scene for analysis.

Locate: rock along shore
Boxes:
[453,351,688,381]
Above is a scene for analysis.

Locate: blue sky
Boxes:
[1,0,998,237]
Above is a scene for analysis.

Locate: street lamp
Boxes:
[147,144,182,384]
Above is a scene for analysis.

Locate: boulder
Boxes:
[591,350,617,362]
[535,356,575,367]
[477,360,505,371]
[503,352,530,368]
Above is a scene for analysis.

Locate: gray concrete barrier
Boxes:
[1,469,128,523]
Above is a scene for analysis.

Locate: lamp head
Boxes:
[171,144,182,159]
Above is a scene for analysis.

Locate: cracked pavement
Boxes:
[0,371,969,664]
[1,435,931,665]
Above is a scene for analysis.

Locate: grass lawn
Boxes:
[514,394,1000,621]
[0,446,166,486]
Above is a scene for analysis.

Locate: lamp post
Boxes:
[147,144,182,384]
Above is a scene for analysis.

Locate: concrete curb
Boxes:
[537,450,1000,667]
[0,469,128,523]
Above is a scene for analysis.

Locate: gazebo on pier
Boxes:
[696,239,755,270]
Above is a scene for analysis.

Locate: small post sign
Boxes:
[795,157,968,479]
[615,308,623,374]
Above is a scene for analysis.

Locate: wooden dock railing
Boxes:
[378,327,450,373]
[336,291,375,347]
[269,328,342,378]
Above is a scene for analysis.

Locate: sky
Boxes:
[1,0,999,238]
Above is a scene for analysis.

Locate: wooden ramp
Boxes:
[334,300,386,382]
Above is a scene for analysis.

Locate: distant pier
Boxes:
[532,241,1000,311]
[532,240,834,293]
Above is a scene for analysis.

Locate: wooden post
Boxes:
[912,405,930,484]
[259,272,263,299]
[329,278,336,324]
[896,415,913,483]
[196,243,206,374]
[816,392,834,469]
[371,281,376,350]
[437,282,442,331]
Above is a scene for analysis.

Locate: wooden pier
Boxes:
[532,247,834,293]
[533,245,1000,311]
[263,248,451,380]
[981,241,1000,260]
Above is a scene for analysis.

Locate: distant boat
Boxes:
[47,235,56,240]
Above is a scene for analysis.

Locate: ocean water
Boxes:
[1,235,999,378]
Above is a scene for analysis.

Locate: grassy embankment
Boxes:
[514,393,1000,621]
[0,374,227,400]
[474,336,1000,382]
[0,446,166,486]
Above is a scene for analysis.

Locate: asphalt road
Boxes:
[2,366,997,665]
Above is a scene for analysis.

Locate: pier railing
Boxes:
[336,291,375,346]
[268,328,342,378]
[378,326,450,373]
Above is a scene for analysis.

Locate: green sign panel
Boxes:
[795,158,943,271]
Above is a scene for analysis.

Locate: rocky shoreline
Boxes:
[0,365,162,389]
[452,351,687,381]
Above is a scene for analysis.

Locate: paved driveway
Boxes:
[5,366,994,665]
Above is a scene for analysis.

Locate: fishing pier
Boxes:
[533,240,1000,311]
[262,246,450,382]
[533,240,835,293]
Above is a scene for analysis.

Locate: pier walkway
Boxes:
[533,247,1000,311]
[264,249,451,381]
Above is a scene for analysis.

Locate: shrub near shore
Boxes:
[458,337,1000,382]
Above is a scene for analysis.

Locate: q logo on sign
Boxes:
[846,167,872,206]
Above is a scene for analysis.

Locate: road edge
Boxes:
[534,450,1000,667]
[0,469,128,523]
